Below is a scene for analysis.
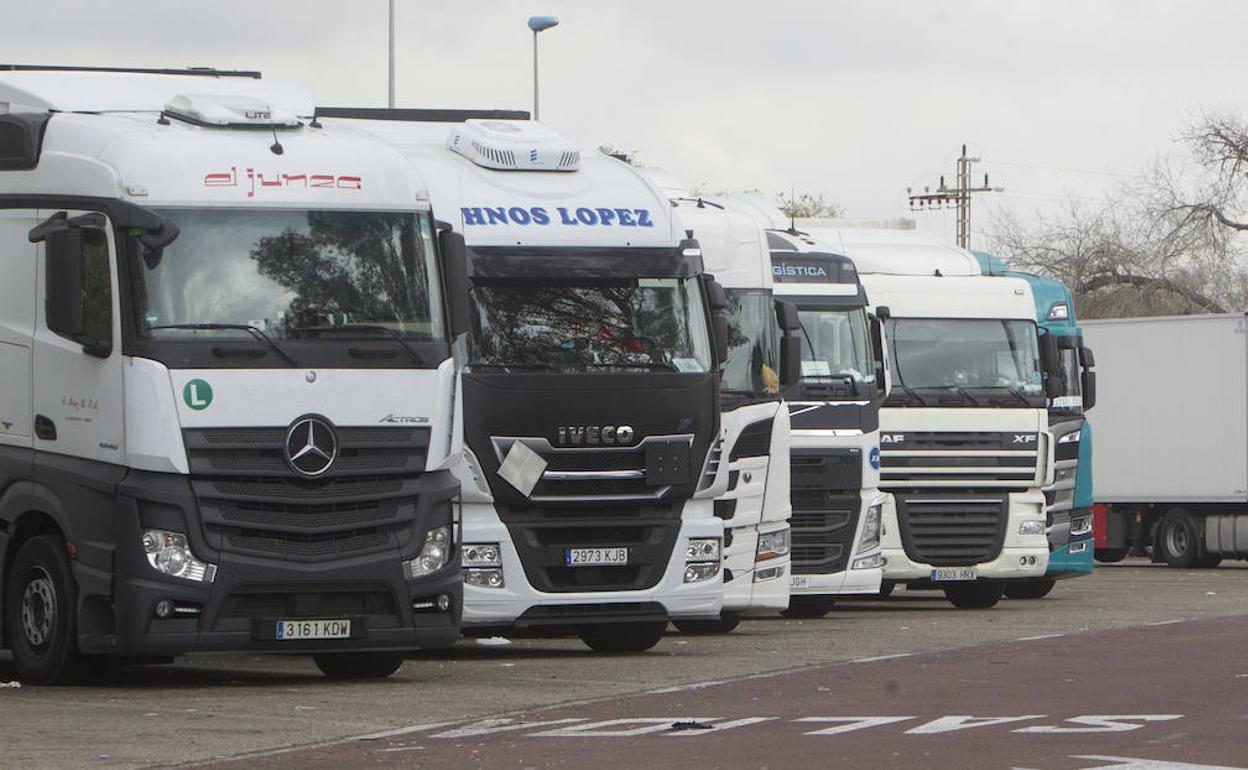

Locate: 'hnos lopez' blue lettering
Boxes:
[461,206,654,228]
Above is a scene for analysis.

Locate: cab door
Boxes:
[31,209,125,466]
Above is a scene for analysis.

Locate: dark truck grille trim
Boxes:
[498,504,681,593]
[789,447,862,576]
[880,431,1041,488]
[895,492,1008,566]
[491,435,694,503]
[183,425,438,561]
[729,417,774,461]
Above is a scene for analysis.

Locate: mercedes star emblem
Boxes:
[284,416,338,477]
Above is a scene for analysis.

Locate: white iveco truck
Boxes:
[798,224,1054,609]
[0,67,469,684]
[661,191,798,632]
[326,111,728,651]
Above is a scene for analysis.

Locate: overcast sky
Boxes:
[5,0,1247,247]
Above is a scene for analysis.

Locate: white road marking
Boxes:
[850,653,914,663]
[354,722,456,741]
[1146,619,1185,627]
[905,715,1047,734]
[433,718,586,739]
[1017,633,1065,641]
[649,680,727,694]
[797,716,916,735]
[1071,755,1248,770]
[1016,715,1184,734]
[531,718,723,737]
[667,718,775,735]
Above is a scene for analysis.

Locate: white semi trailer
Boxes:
[0,67,469,683]
[1083,313,1248,567]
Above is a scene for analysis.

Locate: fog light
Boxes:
[852,553,883,570]
[142,530,216,583]
[755,564,785,582]
[684,562,720,583]
[465,567,505,588]
[404,525,453,578]
[1018,520,1046,536]
[437,593,451,611]
[1070,516,1092,537]
[1019,556,1028,566]
[153,599,174,619]
[1070,540,1089,553]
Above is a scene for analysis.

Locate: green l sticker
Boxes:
[183,379,213,411]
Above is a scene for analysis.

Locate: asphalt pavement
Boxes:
[1,559,1246,769]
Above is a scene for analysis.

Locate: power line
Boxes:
[986,159,1146,180]
[907,144,1003,249]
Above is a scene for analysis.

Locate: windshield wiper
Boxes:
[290,324,424,364]
[469,362,563,373]
[888,384,929,406]
[579,361,682,373]
[913,385,979,405]
[149,323,299,366]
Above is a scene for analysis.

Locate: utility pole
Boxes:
[907,144,1003,249]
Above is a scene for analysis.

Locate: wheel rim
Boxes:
[20,567,57,650]
[1166,522,1190,557]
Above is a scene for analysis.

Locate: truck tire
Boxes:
[1094,547,1128,563]
[4,535,86,685]
[313,652,405,679]
[943,582,1004,609]
[673,613,741,635]
[1004,579,1056,600]
[1195,553,1224,569]
[781,596,837,618]
[878,582,896,598]
[1157,509,1201,568]
[578,621,666,653]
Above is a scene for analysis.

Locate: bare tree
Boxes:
[776,191,843,219]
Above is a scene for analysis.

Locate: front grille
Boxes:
[499,504,681,592]
[895,492,1008,566]
[880,431,1040,489]
[515,601,668,627]
[789,450,859,575]
[729,417,774,461]
[493,435,693,503]
[218,588,395,620]
[183,425,436,560]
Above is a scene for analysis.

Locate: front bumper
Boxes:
[462,508,723,627]
[1047,537,1095,578]
[723,524,792,614]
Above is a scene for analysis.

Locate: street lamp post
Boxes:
[527,15,559,120]
[388,0,396,108]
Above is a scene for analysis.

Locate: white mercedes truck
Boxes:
[0,67,469,684]
[325,111,728,651]
[798,224,1054,609]
[661,191,798,633]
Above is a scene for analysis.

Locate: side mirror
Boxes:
[1080,345,1095,368]
[45,227,86,339]
[1039,331,1060,377]
[869,312,887,387]
[438,229,471,338]
[1058,334,1079,350]
[703,274,728,312]
[779,335,801,386]
[1081,370,1097,411]
[1045,370,1063,399]
[875,304,891,321]
[774,300,800,332]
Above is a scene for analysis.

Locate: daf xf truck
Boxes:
[976,252,1097,598]
[0,67,468,684]
[1083,313,1248,568]
[798,224,1054,609]
[324,112,728,650]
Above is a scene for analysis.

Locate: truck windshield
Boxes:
[796,306,875,385]
[886,318,1043,405]
[129,208,444,340]
[723,289,780,398]
[467,278,713,374]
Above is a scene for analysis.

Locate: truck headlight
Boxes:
[465,568,506,589]
[852,553,883,570]
[462,542,502,567]
[686,538,721,563]
[1070,515,1092,537]
[857,502,883,553]
[142,529,216,583]
[756,529,790,561]
[404,525,452,578]
[1018,520,1046,536]
[684,563,721,583]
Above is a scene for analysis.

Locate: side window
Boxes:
[81,229,112,346]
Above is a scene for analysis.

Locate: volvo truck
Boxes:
[0,67,468,684]
[796,224,1054,609]
[764,228,887,615]
[325,112,728,651]
[661,192,798,632]
[976,252,1097,598]
[1083,313,1248,568]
